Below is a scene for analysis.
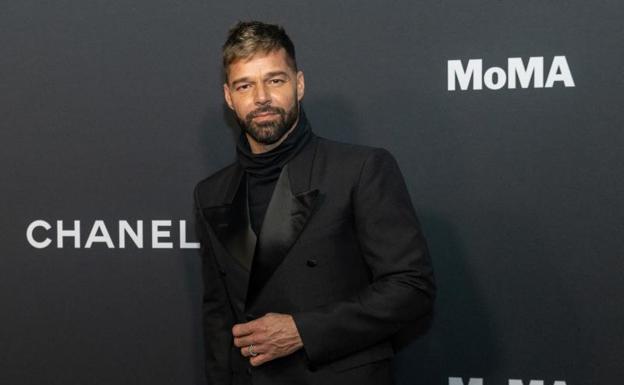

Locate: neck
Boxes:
[247,116,300,154]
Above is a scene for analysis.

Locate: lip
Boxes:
[253,112,277,119]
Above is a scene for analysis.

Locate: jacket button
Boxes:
[306,259,318,267]
[245,313,256,321]
[218,269,227,277]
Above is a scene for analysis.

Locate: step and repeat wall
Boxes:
[2,1,622,384]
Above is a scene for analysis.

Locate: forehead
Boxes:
[227,49,294,82]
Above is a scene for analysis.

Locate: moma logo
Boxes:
[447,56,575,91]
[26,220,200,249]
[449,378,567,385]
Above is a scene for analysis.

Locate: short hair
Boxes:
[222,21,297,80]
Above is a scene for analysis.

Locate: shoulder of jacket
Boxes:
[315,136,394,164]
[194,162,238,201]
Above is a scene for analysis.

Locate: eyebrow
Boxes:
[264,71,289,79]
[231,71,290,87]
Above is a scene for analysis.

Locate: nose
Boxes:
[254,83,271,105]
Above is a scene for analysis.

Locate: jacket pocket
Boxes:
[329,341,394,372]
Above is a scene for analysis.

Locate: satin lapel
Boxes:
[246,136,320,307]
[201,166,256,271]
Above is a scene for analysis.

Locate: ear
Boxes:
[223,83,234,110]
[296,71,305,101]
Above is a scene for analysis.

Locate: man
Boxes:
[194,21,435,385]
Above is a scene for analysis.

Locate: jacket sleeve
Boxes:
[292,148,435,365]
[194,190,234,385]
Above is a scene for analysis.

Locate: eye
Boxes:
[236,84,251,91]
[269,78,285,85]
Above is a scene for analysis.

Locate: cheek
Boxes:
[230,98,252,115]
[275,90,298,108]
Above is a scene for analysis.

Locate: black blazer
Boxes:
[194,133,435,385]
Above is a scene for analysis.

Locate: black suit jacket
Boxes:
[194,132,435,385]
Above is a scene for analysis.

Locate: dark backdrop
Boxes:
[1,1,623,384]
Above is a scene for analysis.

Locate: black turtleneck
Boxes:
[236,108,312,235]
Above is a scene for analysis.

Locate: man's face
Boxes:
[223,48,305,146]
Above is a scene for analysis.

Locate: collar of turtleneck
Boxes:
[236,108,312,177]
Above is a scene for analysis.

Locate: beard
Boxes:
[235,102,299,145]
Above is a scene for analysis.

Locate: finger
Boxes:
[250,353,271,366]
[240,344,265,358]
[234,335,255,348]
[232,321,256,337]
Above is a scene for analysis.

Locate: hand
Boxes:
[232,312,303,366]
